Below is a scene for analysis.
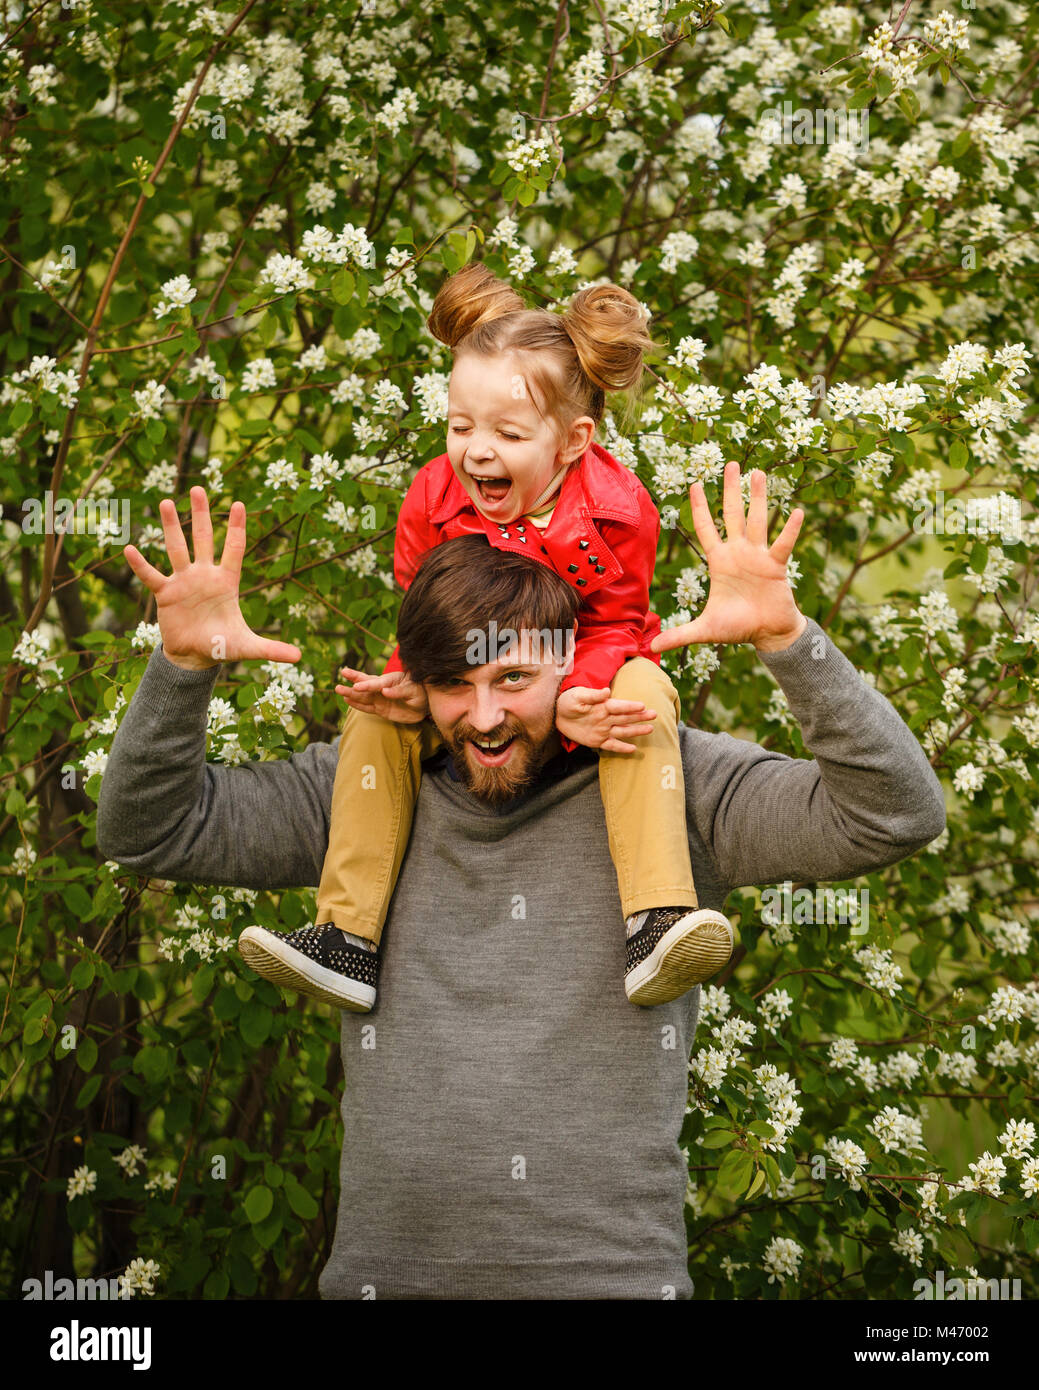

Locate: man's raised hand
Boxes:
[122,486,302,670]
[650,460,807,654]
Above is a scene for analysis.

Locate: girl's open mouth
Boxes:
[471,475,512,506]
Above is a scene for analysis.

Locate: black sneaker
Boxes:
[237,923,378,1011]
[624,907,734,1006]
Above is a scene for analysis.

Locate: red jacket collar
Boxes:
[428,441,641,527]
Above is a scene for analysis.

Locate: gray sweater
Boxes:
[96,618,946,1299]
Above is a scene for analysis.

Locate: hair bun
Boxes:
[560,283,656,395]
[426,262,526,348]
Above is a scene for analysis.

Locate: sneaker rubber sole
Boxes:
[625,910,734,1006]
[238,926,376,1011]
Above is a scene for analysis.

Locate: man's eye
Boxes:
[502,671,530,684]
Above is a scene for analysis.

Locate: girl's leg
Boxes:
[598,657,697,918]
[598,657,733,1005]
[315,710,443,947]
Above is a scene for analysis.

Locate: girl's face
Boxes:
[446,352,593,525]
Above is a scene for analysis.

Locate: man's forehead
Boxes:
[459,651,564,680]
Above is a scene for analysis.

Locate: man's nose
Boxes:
[467,685,506,733]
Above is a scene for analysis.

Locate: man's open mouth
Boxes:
[469,474,512,505]
[467,732,517,766]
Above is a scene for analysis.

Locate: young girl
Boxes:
[238,262,734,1009]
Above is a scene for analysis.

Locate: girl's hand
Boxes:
[335,667,429,724]
[555,686,657,753]
[650,460,806,654]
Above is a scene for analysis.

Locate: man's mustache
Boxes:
[451,717,527,746]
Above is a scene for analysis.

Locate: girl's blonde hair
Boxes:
[426,261,664,451]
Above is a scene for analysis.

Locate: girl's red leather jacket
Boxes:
[382,440,665,744]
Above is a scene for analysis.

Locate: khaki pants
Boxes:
[314,657,699,943]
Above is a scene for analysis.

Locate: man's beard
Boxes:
[441,704,559,806]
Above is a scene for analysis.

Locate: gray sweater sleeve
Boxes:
[679,616,947,892]
[95,645,338,890]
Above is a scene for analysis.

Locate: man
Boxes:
[98,465,946,1299]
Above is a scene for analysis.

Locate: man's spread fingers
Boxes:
[158,497,191,571]
[123,544,166,593]
[189,485,214,566]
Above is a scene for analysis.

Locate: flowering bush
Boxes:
[1,0,1037,1300]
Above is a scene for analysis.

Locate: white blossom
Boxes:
[826,1136,869,1190]
[891,1227,925,1265]
[153,275,196,319]
[998,1119,1035,1160]
[67,1165,97,1199]
[115,1144,147,1177]
[133,380,167,420]
[762,1236,802,1285]
[117,1258,161,1298]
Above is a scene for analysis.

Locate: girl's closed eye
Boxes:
[451,426,522,440]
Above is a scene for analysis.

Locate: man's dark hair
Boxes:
[397,534,580,685]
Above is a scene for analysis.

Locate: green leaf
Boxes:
[134,1046,169,1084]
[950,438,968,469]
[253,1208,284,1250]
[192,964,216,1002]
[717,1149,754,1195]
[70,959,95,990]
[969,542,988,574]
[285,1178,318,1220]
[238,418,272,437]
[898,90,920,123]
[244,1184,274,1224]
[700,1129,737,1149]
[213,985,240,1021]
[77,1035,98,1072]
[240,1001,273,1047]
[75,1074,102,1108]
[229,1253,258,1296]
[65,884,93,918]
[203,1268,230,1300]
[332,268,355,305]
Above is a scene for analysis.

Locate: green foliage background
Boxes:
[1,0,1037,1298]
